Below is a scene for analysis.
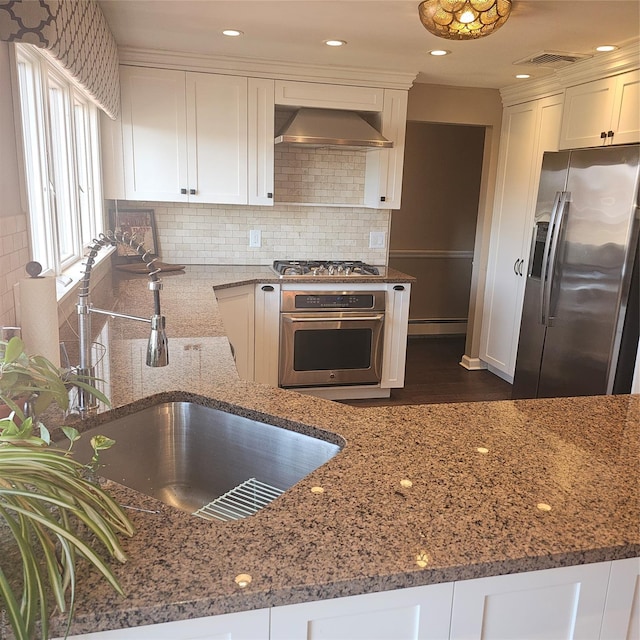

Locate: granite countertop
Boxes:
[13,265,640,637]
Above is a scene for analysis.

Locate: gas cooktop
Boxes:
[272,260,383,277]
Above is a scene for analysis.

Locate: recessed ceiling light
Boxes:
[324,40,346,47]
[222,29,243,37]
[596,45,618,53]
[515,74,531,79]
[429,49,450,56]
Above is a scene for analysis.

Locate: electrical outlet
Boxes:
[249,229,261,248]
[369,231,386,249]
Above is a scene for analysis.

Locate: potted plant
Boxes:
[0,336,134,640]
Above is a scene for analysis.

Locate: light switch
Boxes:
[369,231,386,249]
[249,229,261,248]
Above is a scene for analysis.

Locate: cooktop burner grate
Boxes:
[272,260,380,277]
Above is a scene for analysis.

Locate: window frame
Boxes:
[14,44,105,276]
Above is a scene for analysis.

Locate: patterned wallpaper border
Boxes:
[0,0,120,118]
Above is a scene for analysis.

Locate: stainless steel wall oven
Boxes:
[279,290,385,388]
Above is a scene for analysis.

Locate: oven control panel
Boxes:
[281,290,386,313]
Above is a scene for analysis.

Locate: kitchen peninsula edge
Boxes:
[4,265,637,638]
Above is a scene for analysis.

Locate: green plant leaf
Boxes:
[3,336,25,364]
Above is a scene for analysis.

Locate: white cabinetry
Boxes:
[120,66,250,204]
[450,562,612,640]
[364,88,409,209]
[254,282,280,385]
[559,69,640,149]
[381,282,411,388]
[62,607,270,639]
[214,283,280,385]
[270,582,453,640]
[248,78,275,206]
[601,557,640,640]
[480,94,563,381]
[215,284,255,381]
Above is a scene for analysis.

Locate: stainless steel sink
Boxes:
[74,401,341,520]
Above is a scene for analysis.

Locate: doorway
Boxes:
[389,121,486,338]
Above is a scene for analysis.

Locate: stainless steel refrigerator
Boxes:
[512,144,640,399]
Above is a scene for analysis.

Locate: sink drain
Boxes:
[193,478,284,522]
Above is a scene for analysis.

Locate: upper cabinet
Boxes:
[559,69,640,149]
[119,66,274,205]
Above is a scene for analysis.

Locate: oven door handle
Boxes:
[282,314,385,323]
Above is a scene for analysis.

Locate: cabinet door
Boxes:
[99,111,125,200]
[254,282,280,385]
[610,69,640,146]
[559,76,618,149]
[600,557,640,640]
[62,608,270,639]
[364,89,408,209]
[186,73,248,204]
[214,284,255,381]
[480,95,562,380]
[274,80,384,111]
[451,562,612,640]
[120,66,189,202]
[381,282,411,388]
[248,78,275,206]
[270,582,453,640]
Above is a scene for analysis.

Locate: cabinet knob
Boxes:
[607,130,614,138]
[518,259,524,276]
[261,285,274,292]
[600,131,607,139]
[513,258,520,275]
[180,188,187,194]
[380,196,386,202]
[393,285,405,291]
[190,188,196,195]
[267,192,273,199]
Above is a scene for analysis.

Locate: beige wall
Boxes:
[390,121,485,327]
[0,41,29,327]
[405,83,503,359]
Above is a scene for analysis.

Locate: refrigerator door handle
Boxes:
[543,190,571,326]
[539,191,563,324]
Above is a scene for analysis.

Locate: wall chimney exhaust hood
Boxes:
[274,108,393,149]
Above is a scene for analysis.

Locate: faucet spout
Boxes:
[75,230,170,415]
[147,314,169,367]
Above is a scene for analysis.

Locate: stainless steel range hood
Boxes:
[274,108,393,149]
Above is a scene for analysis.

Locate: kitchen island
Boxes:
[5,265,638,638]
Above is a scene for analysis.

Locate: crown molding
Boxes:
[500,40,639,106]
[117,47,418,91]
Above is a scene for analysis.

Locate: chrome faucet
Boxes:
[75,230,168,414]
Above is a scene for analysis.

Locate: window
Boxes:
[15,45,104,275]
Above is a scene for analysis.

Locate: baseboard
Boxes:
[408,320,467,336]
[459,355,487,371]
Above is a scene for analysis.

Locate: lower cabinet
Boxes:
[63,608,270,639]
[214,283,256,381]
[270,582,453,640]
[60,558,639,639]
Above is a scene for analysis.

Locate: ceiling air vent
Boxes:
[514,50,592,68]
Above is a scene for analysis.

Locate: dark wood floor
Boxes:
[339,335,514,407]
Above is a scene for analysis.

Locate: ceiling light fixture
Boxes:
[222,29,243,37]
[596,45,618,53]
[324,39,346,47]
[418,0,512,40]
[429,49,451,56]
[515,74,531,79]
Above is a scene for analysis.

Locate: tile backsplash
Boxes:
[109,202,391,265]
[0,213,29,327]
[274,146,366,205]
